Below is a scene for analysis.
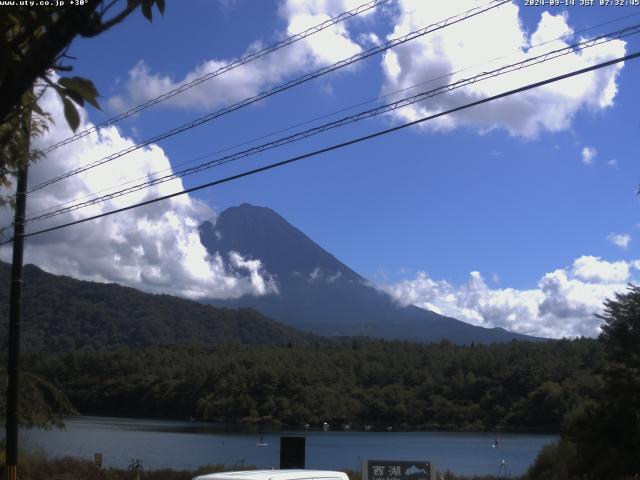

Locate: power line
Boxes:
[23,10,640,222]
[40,0,393,155]
[38,2,640,159]
[9,8,640,224]
[4,50,637,245]
[23,23,640,224]
[26,0,510,196]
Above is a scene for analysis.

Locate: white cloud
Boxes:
[229,251,279,296]
[305,266,342,283]
[572,255,629,282]
[109,0,370,112]
[308,266,321,282]
[608,232,631,249]
[379,3,626,137]
[607,159,618,168]
[581,146,597,165]
[358,32,382,47]
[0,88,277,300]
[281,0,366,65]
[327,270,342,283]
[380,255,638,338]
[109,1,626,140]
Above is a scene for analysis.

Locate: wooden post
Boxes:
[5,107,30,480]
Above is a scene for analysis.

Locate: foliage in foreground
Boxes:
[526,285,640,479]
[0,367,75,429]
[13,455,238,480]
[0,1,166,207]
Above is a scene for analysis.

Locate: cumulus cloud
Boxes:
[572,255,629,282]
[109,1,626,140]
[381,255,639,338]
[228,251,279,296]
[608,232,631,249]
[379,3,626,137]
[581,146,597,165]
[0,88,277,300]
[109,0,371,112]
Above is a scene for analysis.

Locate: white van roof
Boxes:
[194,470,350,480]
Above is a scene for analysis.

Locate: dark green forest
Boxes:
[1,259,638,478]
[0,262,324,352]
[27,338,601,432]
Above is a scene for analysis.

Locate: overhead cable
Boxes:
[40,0,393,154]
[26,0,510,195]
[24,10,640,221]
[3,50,637,245]
[24,23,640,224]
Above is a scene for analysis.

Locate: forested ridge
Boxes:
[28,338,600,432]
[2,261,638,477]
[1,261,592,434]
[0,262,324,351]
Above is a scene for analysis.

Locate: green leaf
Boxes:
[155,0,165,15]
[62,97,80,132]
[58,76,101,110]
[63,88,85,107]
[141,0,153,21]
[32,103,45,116]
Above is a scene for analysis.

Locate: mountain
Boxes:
[0,262,324,353]
[199,203,540,344]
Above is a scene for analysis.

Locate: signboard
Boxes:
[363,460,435,480]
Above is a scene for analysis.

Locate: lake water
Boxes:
[22,416,557,477]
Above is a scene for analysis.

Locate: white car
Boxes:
[194,470,350,480]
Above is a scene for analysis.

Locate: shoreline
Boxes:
[57,414,561,436]
[21,415,555,477]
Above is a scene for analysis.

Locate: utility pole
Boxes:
[5,108,30,480]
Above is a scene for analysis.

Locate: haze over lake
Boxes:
[22,416,557,477]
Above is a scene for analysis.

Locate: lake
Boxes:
[22,416,557,477]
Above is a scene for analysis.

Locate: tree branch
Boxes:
[101,0,121,17]
[82,0,142,38]
[0,3,99,124]
[0,0,143,124]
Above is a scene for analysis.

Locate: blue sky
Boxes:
[1,0,639,337]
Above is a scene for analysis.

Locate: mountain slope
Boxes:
[0,262,323,353]
[200,203,540,344]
